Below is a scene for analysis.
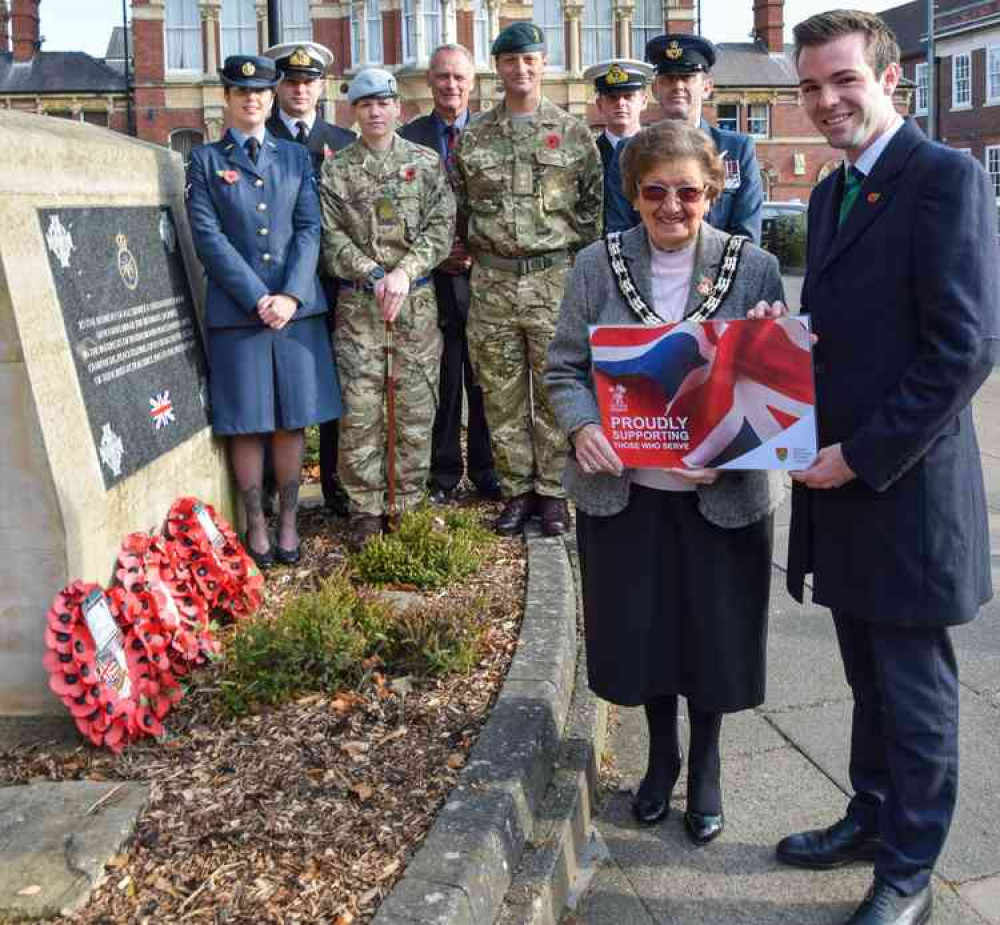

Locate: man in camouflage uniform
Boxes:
[455,22,603,537]
[320,68,456,547]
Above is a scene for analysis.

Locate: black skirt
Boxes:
[576,484,772,712]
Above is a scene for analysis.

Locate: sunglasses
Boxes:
[638,183,707,204]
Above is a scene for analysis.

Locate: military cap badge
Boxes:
[533,26,543,42]
[241,61,257,76]
[289,47,312,67]
[606,64,628,85]
[666,40,683,60]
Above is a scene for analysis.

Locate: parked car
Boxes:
[761,200,807,274]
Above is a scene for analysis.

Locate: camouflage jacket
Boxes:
[453,97,603,258]
[320,134,456,283]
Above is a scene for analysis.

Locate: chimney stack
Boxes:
[0,2,10,54]
[753,0,784,52]
[11,0,40,63]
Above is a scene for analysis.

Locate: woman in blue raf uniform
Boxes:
[186,54,341,568]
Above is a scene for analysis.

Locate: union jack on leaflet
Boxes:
[149,391,176,430]
[590,318,816,470]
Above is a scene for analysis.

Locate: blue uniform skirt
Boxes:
[207,315,341,435]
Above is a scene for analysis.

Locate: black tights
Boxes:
[640,695,723,814]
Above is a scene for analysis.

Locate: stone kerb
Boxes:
[0,111,234,719]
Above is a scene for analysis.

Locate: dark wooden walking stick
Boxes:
[385,320,399,531]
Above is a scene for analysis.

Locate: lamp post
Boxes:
[121,0,134,136]
[267,0,282,45]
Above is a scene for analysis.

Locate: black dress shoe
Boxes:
[631,755,682,826]
[776,816,881,869]
[538,497,569,536]
[242,536,274,569]
[429,486,456,506]
[684,810,725,845]
[474,475,503,501]
[495,493,537,536]
[274,545,301,566]
[845,881,932,925]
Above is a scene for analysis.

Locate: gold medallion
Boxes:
[241,61,257,76]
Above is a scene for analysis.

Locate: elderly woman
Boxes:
[186,55,341,568]
[545,120,785,844]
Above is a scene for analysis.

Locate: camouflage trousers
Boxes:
[467,262,569,499]
[334,285,442,516]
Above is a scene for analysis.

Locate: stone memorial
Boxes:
[0,111,235,722]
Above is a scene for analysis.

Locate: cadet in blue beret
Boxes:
[186,54,341,567]
[584,59,653,234]
[645,33,763,243]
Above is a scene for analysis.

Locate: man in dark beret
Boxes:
[264,41,356,516]
[646,33,763,242]
[583,58,654,233]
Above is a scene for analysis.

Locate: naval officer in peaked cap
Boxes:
[646,33,763,242]
[584,58,654,233]
[264,39,356,516]
[185,54,341,568]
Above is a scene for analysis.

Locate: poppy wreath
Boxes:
[164,497,263,622]
[43,581,177,752]
[116,532,219,672]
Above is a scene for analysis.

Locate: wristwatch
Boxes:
[366,266,386,287]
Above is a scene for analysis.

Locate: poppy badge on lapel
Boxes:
[867,192,881,204]
[545,133,562,150]
[216,170,240,185]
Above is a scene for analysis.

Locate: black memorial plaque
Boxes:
[39,206,211,489]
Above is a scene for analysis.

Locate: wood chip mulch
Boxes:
[0,497,526,925]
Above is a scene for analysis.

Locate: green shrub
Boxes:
[383,598,485,677]
[353,507,494,590]
[218,573,390,715]
[304,425,321,466]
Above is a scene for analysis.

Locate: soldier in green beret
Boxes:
[454,22,603,537]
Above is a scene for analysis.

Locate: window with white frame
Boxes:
[986,146,1000,198]
[474,0,490,66]
[280,0,313,43]
[915,61,928,114]
[716,102,738,132]
[582,0,612,66]
[988,45,1000,104]
[747,103,769,137]
[424,0,442,58]
[222,0,257,58]
[631,0,662,62]
[165,0,202,71]
[533,0,564,69]
[403,0,417,61]
[351,0,383,65]
[952,52,971,108]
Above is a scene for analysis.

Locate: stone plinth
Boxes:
[0,111,235,718]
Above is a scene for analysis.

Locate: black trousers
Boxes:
[429,270,494,491]
[834,612,959,894]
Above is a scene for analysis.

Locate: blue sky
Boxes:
[38,0,899,58]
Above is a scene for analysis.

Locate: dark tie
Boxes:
[838,165,864,227]
[295,120,309,145]
[245,136,259,165]
[445,124,459,173]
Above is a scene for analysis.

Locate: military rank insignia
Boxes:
[606,64,627,86]
[376,198,396,223]
[666,41,683,60]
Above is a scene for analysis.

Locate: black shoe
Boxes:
[845,881,932,925]
[429,486,456,506]
[274,545,301,566]
[631,753,682,826]
[324,482,350,517]
[495,493,537,536]
[474,475,503,501]
[242,535,274,569]
[684,810,725,845]
[538,497,570,536]
[776,816,881,870]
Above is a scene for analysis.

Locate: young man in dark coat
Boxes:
[264,41,356,515]
[754,11,998,925]
[399,44,500,504]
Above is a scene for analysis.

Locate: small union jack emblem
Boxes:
[149,391,175,429]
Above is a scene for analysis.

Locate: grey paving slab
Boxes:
[973,374,1000,455]
[960,874,1000,924]
[768,689,1000,884]
[0,780,149,921]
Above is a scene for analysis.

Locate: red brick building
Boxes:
[881,0,1000,221]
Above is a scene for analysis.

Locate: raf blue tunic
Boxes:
[186,128,341,434]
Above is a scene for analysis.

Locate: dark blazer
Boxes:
[596,133,640,235]
[399,113,470,328]
[266,112,356,175]
[787,119,999,626]
[186,129,327,329]
[702,122,763,244]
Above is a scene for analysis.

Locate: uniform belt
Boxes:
[338,275,432,293]
[477,251,570,275]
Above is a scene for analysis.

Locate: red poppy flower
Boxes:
[401,165,417,182]
[217,169,240,185]
[545,133,561,150]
